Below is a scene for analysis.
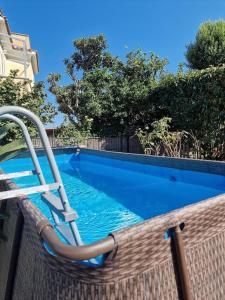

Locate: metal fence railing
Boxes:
[31,136,202,158]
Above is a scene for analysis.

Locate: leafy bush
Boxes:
[186,20,225,69]
[136,117,187,157]
[149,65,225,159]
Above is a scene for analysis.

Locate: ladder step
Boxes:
[0,170,37,181]
[42,192,77,222]
[0,183,59,200]
[55,223,77,245]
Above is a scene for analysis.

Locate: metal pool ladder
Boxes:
[0,106,83,247]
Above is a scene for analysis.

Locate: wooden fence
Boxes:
[31,136,144,154]
[31,137,76,149]
[83,136,143,153]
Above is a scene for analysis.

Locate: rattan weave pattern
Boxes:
[10,197,180,299]
[186,233,225,300]
[11,191,225,299]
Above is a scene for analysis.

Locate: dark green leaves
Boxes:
[186,20,225,69]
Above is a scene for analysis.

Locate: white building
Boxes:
[0,10,39,85]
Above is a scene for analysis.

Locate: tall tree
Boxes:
[48,34,167,138]
[186,20,225,69]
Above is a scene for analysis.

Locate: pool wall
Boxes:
[1,148,225,299]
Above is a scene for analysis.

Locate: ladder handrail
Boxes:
[0,114,46,185]
[0,113,61,226]
[0,106,70,212]
[0,106,83,246]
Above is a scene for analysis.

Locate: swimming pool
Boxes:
[2,148,225,299]
[1,148,225,245]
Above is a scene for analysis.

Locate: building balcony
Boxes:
[0,13,39,84]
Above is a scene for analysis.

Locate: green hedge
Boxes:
[149,65,225,159]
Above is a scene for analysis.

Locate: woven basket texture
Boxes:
[9,192,225,300]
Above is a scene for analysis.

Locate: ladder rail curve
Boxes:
[0,113,61,225]
[0,106,82,246]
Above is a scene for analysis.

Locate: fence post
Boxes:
[126,136,130,153]
[120,135,123,152]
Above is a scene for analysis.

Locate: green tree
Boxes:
[0,72,56,140]
[48,34,167,140]
[186,20,225,69]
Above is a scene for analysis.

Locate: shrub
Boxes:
[149,65,225,159]
[136,117,187,157]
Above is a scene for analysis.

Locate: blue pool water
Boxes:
[1,152,225,244]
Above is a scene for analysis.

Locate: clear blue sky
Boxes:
[1,0,225,125]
